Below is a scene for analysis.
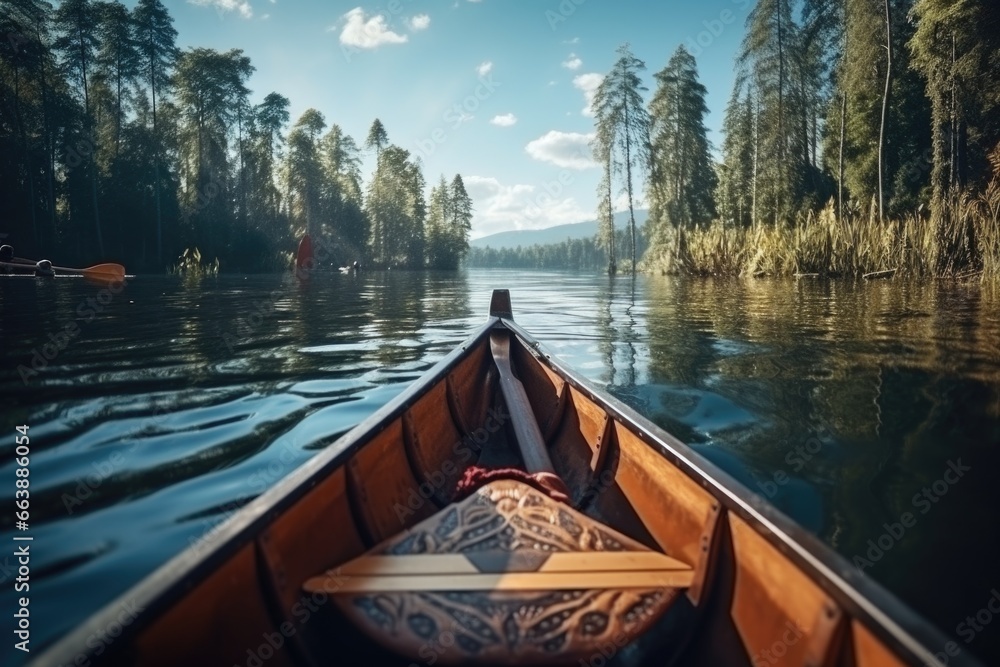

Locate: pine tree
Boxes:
[1,0,55,249]
[132,0,177,264]
[365,118,389,264]
[739,0,803,223]
[286,109,325,238]
[320,123,366,259]
[54,0,105,255]
[251,92,289,234]
[425,175,451,269]
[95,1,137,161]
[365,118,388,160]
[365,144,426,268]
[648,45,717,243]
[174,47,254,260]
[718,86,756,228]
[448,173,473,268]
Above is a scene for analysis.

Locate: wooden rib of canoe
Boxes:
[37,289,982,667]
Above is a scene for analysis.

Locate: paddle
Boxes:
[488,328,571,501]
[0,260,126,281]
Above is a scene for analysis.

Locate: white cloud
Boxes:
[337,7,408,49]
[563,37,580,45]
[490,113,517,127]
[189,0,253,19]
[464,175,592,238]
[572,73,602,116]
[409,14,430,30]
[476,61,493,77]
[525,130,596,170]
[562,54,582,70]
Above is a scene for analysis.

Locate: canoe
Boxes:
[37,289,982,667]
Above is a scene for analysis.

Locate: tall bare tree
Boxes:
[591,43,651,273]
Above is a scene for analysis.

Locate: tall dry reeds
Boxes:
[646,177,1000,280]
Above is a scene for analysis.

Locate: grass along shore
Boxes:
[644,182,1000,281]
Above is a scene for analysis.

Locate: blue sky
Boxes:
[158,0,751,238]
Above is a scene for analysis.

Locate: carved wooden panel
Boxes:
[312,480,687,665]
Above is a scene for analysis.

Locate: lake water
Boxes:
[1,269,999,664]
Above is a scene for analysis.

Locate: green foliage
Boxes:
[426,174,473,269]
[738,0,805,224]
[365,118,388,156]
[717,88,756,228]
[823,0,929,219]
[910,0,1000,219]
[170,246,219,277]
[319,123,367,259]
[365,145,426,268]
[174,47,254,261]
[2,1,439,274]
[648,45,717,241]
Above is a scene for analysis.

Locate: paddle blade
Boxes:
[81,263,126,282]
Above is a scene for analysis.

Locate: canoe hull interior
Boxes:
[35,298,982,667]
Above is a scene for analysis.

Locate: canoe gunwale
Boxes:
[501,315,981,667]
[33,316,502,667]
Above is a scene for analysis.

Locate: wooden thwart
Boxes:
[304,551,694,593]
[306,569,694,593]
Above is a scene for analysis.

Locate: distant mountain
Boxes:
[471,210,647,249]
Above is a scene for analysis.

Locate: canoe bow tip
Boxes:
[489,289,513,319]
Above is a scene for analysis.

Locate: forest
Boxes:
[590,0,1000,278]
[0,0,472,272]
[3,1,1000,277]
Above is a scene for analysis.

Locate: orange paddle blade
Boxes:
[79,263,127,281]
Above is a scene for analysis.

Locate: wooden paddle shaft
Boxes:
[490,330,558,476]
